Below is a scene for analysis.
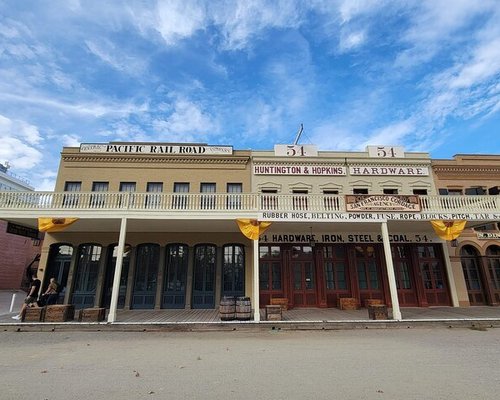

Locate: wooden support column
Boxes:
[108,218,127,323]
[440,241,459,307]
[380,222,402,321]
[253,239,260,322]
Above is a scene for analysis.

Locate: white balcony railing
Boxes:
[0,192,498,215]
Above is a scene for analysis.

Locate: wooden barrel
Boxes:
[219,296,236,321]
[235,297,252,321]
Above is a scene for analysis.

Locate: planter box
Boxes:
[45,305,75,322]
[265,305,282,321]
[368,305,388,320]
[23,307,46,322]
[364,299,384,308]
[338,297,359,310]
[78,307,106,322]
[270,297,288,311]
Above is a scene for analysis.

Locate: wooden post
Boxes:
[108,218,127,323]
[440,241,459,307]
[381,222,402,321]
[253,239,260,322]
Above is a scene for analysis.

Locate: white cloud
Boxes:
[339,30,365,52]
[0,115,44,171]
[155,2,207,45]
[61,134,82,147]
[0,92,148,118]
[448,38,500,89]
[395,0,498,68]
[85,39,148,76]
[152,98,217,138]
[361,120,415,148]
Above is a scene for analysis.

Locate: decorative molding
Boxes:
[62,155,250,165]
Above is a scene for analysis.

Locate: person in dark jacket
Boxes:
[12,274,41,320]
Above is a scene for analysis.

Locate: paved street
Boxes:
[1,328,499,400]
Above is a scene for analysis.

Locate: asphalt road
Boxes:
[1,328,500,400]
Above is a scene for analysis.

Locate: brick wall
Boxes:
[0,221,41,290]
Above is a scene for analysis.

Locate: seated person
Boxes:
[37,278,60,307]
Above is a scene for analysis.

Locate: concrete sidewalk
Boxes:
[0,290,26,316]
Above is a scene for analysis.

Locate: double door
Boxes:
[292,259,317,306]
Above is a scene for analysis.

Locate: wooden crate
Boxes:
[368,304,388,320]
[78,307,106,322]
[23,307,45,322]
[265,305,282,321]
[338,297,359,310]
[270,297,288,311]
[45,305,75,322]
[364,299,384,308]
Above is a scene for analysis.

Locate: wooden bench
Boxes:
[338,297,359,310]
[45,305,75,322]
[270,297,288,311]
[368,304,388,320]
[265,305,282,321]
[23,306,46,322]
[78,307,106,322]
[364,299,384,308]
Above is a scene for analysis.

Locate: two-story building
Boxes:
[432,155,500,307]
[0,143,498,322]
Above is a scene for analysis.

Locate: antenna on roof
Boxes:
[293,123,304,145]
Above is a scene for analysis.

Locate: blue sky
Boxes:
[0,0,499,190]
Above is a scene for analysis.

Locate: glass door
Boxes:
[192,245,216,309]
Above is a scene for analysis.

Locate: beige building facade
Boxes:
[0,143,499,323]
[432,155,500,307]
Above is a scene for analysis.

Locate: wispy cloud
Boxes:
[0,115,43,169]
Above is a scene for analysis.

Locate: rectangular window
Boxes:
[227,183,242,209]
[146,182,163,209]
[173,182,189,209]
[465,187,485,195]
[90,181,108,208]
[383,188,398,194]
[353,188,369,194]
[488,186,499,195]
[413,189,428,195]
[119,182,136,208]
[200,183,216,209]
[120,182,136,192]
[63,181,81,207]
[448,189,462,196]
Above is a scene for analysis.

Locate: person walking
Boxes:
[12,274,41,320]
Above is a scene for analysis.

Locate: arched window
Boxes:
[72,244,102,308]
[44,244,73,301]
[132,243,159,309]
[222,244,245,298]
[460,245,486,305]
[486,246,500,300]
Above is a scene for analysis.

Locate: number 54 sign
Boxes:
[274,144,318,157]
[367,145,405,158]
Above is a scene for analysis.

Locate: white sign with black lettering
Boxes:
[80,143,233,155]
[259,211,500,222]
[259,232,436,244]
